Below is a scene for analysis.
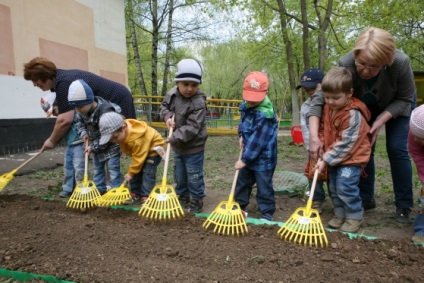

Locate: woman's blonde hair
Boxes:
[353,27,395,66]
[321,67,353,94]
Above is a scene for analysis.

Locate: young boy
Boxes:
[41,94,84,198]
[408,105,424,245]
[315,67,371,233]
[159,58,208,213]
[234,71,278,221]
[67,79,122,194]
[298,68,327,213]
[98,112,165,205]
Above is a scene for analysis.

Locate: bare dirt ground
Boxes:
[1,134,423,282]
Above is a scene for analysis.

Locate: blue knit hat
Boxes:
[68,79,94,106]
[174,59,202,84]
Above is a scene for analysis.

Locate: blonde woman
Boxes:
[308,27,416,224]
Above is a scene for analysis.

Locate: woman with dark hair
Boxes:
[23,57,136,152]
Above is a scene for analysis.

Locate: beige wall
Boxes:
[0,0,127,85]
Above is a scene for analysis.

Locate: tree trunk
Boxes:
[276,0,300,125]
[161,0,174,97]
[127,0,147,97]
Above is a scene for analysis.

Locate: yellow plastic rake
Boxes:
[203,150,248,236]
[0,151,43,191]
[138,116,184,220]
[66,143,102,210]
[98,181,131,206]
[277,167,328,248]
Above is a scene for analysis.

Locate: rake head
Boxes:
[138,184,184,221]
[203,201,248,236]
[66,180,102,210]
[98,186,131,207]
[0,172,15,191]
[277,202,328,248]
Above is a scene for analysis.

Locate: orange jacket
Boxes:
[321,97,371,167]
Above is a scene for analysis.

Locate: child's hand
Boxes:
[82,135,89,143]
[166,117,175,130]
[124,174,133,182]
[84,146,92,155]
[314,160,326,173]
[235,160,246,170]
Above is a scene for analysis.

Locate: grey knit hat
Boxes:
[174,59,202,84]
[99,112,125,145]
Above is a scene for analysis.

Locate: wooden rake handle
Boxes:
[15,151,43,172]
[162,115,175,179]
[308,160,321,203]
[229,150,243,196]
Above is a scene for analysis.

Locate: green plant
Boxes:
[30,170,63,180]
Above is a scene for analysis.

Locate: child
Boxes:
[234,71,278,221]
[298,68,327,213]
[98,112,165,205]
[67,79,122,194]
[41,94,84,198]
[315,67,371,233]
[159,58,208,213]
[408,105,424,245]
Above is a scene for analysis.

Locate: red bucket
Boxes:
[291,125,304,145]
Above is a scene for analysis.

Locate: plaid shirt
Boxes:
[238,96,278,171]
[75,97,121,162]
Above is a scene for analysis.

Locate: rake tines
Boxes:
[98,183,131,206]
[277,167,328,248]
[66,180,102,210]
[203,201,248,236]
[277,204,328,248]
[138,184,184,221]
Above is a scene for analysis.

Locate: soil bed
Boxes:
[1,135,423,282]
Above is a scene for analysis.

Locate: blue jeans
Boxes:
[234,167,276,216]
[310,180,328,201]
[414,214,424,237]
[62,143,85,193]
[93,154,122,193]
[173,151,206,200]
[129,155,162,197]
[329,165,363,220]
[359,115,413,208]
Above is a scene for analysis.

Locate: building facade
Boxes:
[0,0,128,154]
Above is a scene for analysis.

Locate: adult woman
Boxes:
[23,57,136,152]
[308,27,416,224]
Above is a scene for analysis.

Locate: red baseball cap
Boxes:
[242,71,268,102]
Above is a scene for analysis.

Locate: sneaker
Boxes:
[98,190,107,196]
[328,216,345,229]
[362,199,376,211]
[241,210,248,220]
[59,191,72,198]
[340,219,363,233]
[140,196,148,205]
[412,234,424,245]
[185,199,203,213]
[260,213,273,221]
[124,193,141,205]
[312,200,324,214]
[178,195,190,209]
[395,208,411,224]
